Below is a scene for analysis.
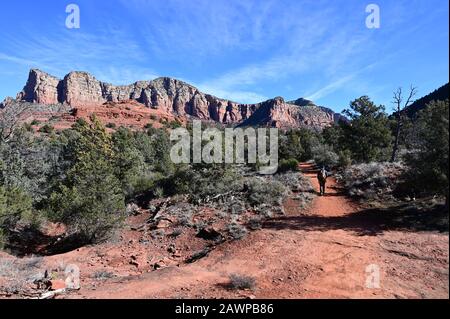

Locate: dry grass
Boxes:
[228,273,256,290]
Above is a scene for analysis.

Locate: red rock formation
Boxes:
[4,69,344,130]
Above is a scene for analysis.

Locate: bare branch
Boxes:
[403,85,418,109]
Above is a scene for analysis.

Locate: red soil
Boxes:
[62,163,448,299]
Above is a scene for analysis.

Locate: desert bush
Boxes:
[338,149,353,168]
[38,124,54,134]
[227,222,248,240]
[245,177,286,207]
[278,158,299,173]
[228,273,256,290]
[311,143,339,168]
[338,162,406,201]
[0,186,33,248]
[273,172,314,193]
[0,257,44,294]
[0,127,60,204]
[93,270,114,280]
[247,217,263,230]
[292,191,316,209]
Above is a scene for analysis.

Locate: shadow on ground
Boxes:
[264,202,449,236]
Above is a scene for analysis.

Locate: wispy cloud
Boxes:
[0,23,150,81]
[0,0,447,109]
[187,2,374,103]
[306,75,356,101]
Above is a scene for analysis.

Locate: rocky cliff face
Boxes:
[16,69,62,104]
[4,69,344,130]
[240,97,337,129]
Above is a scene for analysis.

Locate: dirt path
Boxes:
[73,163,448,299]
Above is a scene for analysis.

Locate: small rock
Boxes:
[50,280,66,291]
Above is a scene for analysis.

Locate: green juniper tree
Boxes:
[48,116,125,243]
[340,96,392,163]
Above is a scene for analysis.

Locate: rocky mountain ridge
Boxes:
[1,69,345,130]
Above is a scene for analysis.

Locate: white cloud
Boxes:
[305,75,356,101]
[197,83,268,104]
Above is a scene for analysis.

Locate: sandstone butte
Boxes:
[0,69,346,131]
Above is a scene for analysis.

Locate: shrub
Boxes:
[38,124,54,134]
[338,149,352,168]
[93,271,114,280]
[246,177,286,207]
[227,222,248,240]
[23,123,34,132]
[311,143,339,168]
[273,172,314,193]
[278,158,299,173]
[168,120,182,129]
[338,162,406,201]
[404,100,449,203]
[106,122,116,129]
[0,186,33,248]
[228,274,256,290]
[247,217,263,230]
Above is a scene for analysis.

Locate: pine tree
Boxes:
[341,96,392,163]
[405,100,449,206]
[48,116,125,243]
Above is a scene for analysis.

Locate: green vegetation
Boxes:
[278,158,299,173]
[47,117,125,243]
[38,124,54,134]
[404,100,449,204]
[0,92,447,251]
[0,187,33,248]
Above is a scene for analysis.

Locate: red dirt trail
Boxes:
[70,163,448,299]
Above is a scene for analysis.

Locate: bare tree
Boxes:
[390,86,417,162]
[0,102,32,143]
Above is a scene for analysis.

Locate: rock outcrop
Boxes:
[6,69,345,130]
[240,97,340,129]
[16,69,62,105]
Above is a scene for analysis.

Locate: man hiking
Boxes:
[317,166,329,196]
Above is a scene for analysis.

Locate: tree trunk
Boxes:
[390,114,402,162]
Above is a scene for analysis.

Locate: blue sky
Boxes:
[0,0,448,113]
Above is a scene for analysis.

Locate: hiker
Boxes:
[317,166,329,196]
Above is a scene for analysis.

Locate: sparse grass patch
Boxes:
[228,273,256,290]
[93,270,114,280]
[247,217,263,230]
[227,222,248,240]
